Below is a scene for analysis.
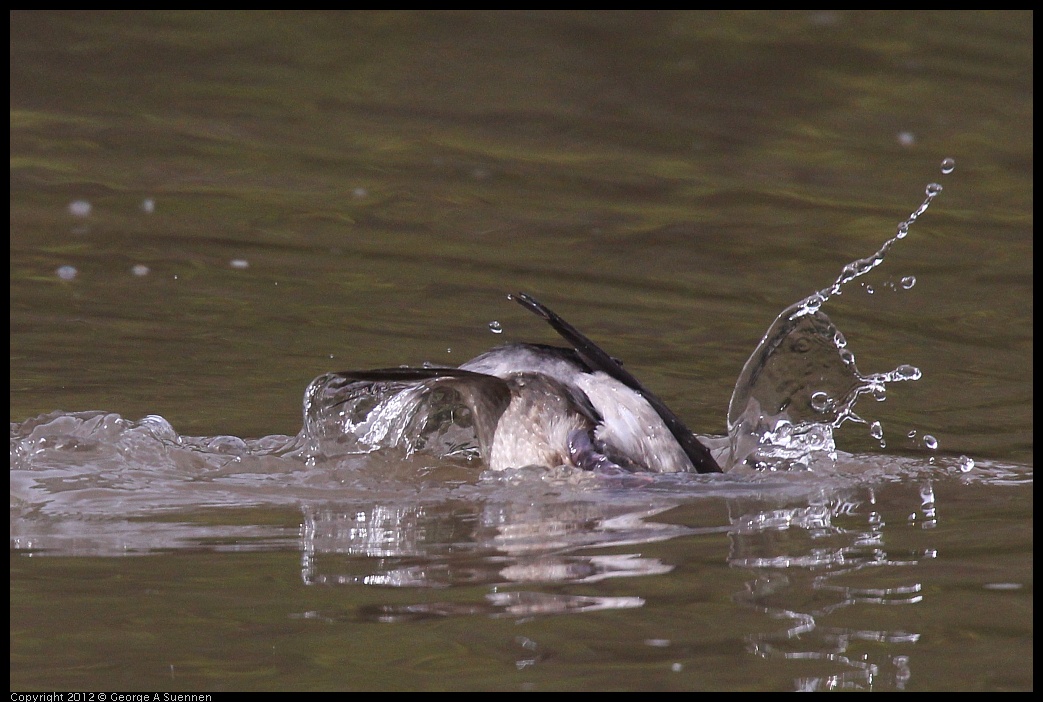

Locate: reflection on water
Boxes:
[288,472,976,689]
[728,486,934,691]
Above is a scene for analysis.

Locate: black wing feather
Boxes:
[510,292,722,473]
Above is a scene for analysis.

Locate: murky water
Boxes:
[11,11,1032,691]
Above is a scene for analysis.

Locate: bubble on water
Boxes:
[68,200,92,217]
[56,265,78,280]
[131,264,151,277]
[926,182,943,197]
[957,455,974,472]
[922,434,938,450]
[940,157,956,175]
[488,320,503,334]
[900,275,916,289]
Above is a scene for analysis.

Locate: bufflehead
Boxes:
[331,293,722,475]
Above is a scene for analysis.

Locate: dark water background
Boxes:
[11,11,1031,691]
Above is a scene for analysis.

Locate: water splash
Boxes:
[726,162,953,471]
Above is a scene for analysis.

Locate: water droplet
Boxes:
[68,200,92,217]
[810,392,832,412]
[896,222,910,239]
[926,182,943,197]
[872,386,887,401]
[869,421,884,440]
[923,434,938,450]
[940,157,955,175]
[900,275,916,289]
[229,259,250,269]
[802,294,824,313]
[864,284,875,295]
[894,364,922,381]
[56,265,78,280]
[897,131,916,147]
[488,320,503,334]
[141,198,155,214]
[907,429,917,438]
[131,264,150,277]
[957,455,974,472]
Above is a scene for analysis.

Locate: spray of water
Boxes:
[726,160,954,471]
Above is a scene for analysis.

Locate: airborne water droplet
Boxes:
[869,421,884,440]
[68,200,92,217]
[940,157,956,175]
[926,183,943,197]
[900,275,916,289]
[488,320,503,334]
[896,222,910,239]
[923,434,938,450]
[958,455,974,472]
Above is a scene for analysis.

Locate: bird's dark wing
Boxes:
[509,292,722,473]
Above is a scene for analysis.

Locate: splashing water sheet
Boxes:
[726,171,945,472]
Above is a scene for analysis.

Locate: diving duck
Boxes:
[327,293,722,475]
